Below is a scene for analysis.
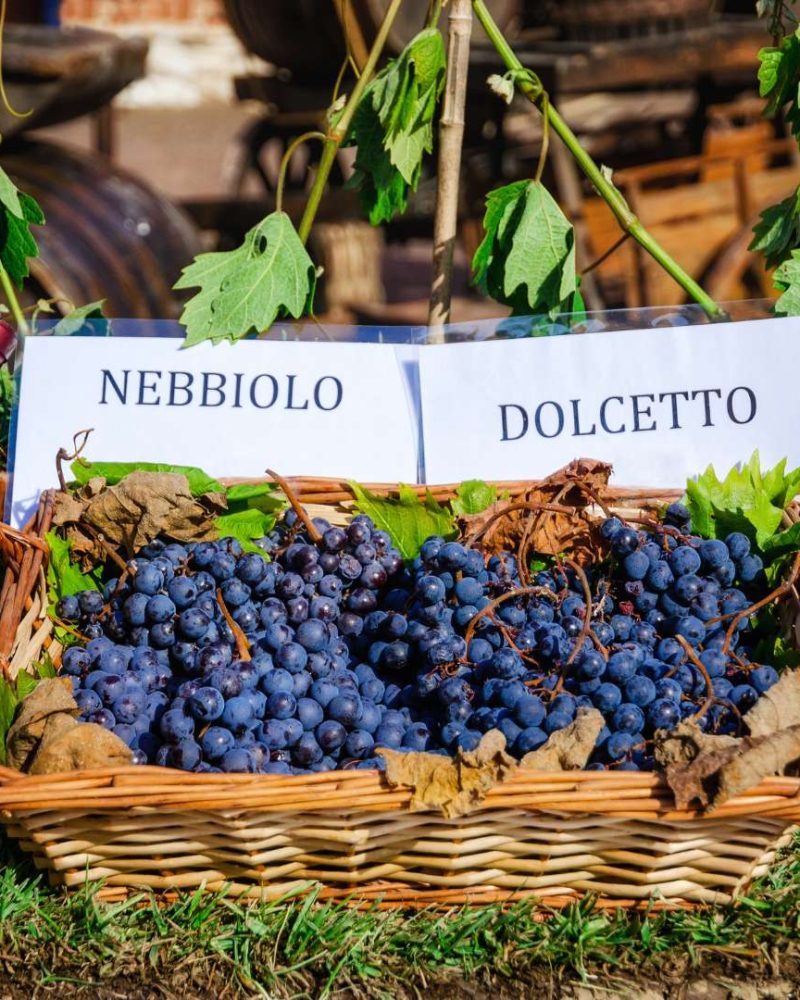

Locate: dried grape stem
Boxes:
[675,634,715,722]
[55,429,93,493]
[266,469,323,545]
[722,552,800,655]
[463,585,557,648]
[216,589,251,662]
[463,500,578,549]
[562,558,593,670]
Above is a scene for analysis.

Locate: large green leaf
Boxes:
[758,34,800,115]
[773,249,800,315]
[0,189,44,289]
[346,28,445,225]
[472,180,580,319]
[71,460,224,496]
[749,189,800,269]
[175,212,316,346]
[0,678,17,765]
[349,482,456,560]
[683,452,800,547]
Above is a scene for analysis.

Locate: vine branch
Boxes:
[471,0,727,321]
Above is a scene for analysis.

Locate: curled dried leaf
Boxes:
[745,669,800,736]
[378,729,516,818]
[458,459,612,565]
[54,471,226,567]
[655,719,800,810]
[521,707,605,772]
[6,677,78,770]
[29,723,131,774]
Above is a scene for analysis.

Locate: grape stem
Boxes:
[674,634,715,723]
[266,468,323,545]
[471,0,727,321]
[275,131,327,216]
[0,262,28,340]
[216,589,252,662]
[721,551,800,655]
[297,0,406,244]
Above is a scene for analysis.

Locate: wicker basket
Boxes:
[1,475,799,909]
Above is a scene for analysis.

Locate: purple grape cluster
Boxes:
[56,500,778,775]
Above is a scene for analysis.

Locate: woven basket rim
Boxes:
[1,471,795,825]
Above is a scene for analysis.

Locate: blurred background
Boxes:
[0,0,788,324]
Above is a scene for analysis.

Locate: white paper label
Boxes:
[419,318,800,486]
[10,337,420,526]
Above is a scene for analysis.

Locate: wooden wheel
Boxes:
[701,214,777,303]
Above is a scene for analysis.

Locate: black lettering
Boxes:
[570,398,596,437]
[285,373,309,410]
[691,388,722,427]
[534,401,564,439]
[167,371,193,406]
[250,374,278,409]
[499,404,528,442]
[599,396,626,434]
[727,386,757,425]
[658,391,690,430]
[201,372,226,407]
[99,369,129,405]
[137,370,161,406]
[632,394,656,432]
[314,376,343,411]
[232,372,244,409]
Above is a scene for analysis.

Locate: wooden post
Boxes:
[428,0,473,341]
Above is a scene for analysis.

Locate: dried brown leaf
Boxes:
[29,722,132,774]
[55,471,227,566]
[655,719,800,810]
[520,707,605,771]
[378,730,517,818]
[6,677,79,770]
[745,669,800,737]
[458,459,612,565]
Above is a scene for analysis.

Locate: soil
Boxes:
[0,961,798,1000]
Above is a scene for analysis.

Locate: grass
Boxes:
[1,837,800,997]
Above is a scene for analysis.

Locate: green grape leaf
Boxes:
[749,189,800,268]
[175,212,316,346]
[472,180,579,319]
[71,460,224,496]
[348,482,456,560]
[215,507,277,553]
[346,28,445,224]
[346,98,412,224]
[773,249,800,315]
[0,167,23,219]
[0,678,17,764]
[45,531,101,599]
[224,482,286,514]
[0,189,44,289]
[683,452,800,548]
[451,480,498,516]
[53,299,110,337]
[758,34,800,115]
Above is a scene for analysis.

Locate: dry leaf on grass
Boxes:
[521,708,605,771]
[30,723,132,774]
[655,718,800,810]
[54,471,226,565]
[457,459,612,565]
[6,677,79,770]
[744,670,800,737]
[378,730,517,818]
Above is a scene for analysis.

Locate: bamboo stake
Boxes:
[428,0,473,339]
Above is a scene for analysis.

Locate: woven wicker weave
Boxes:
[0,475,798,908]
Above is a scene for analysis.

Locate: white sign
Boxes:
[10,337,420,527]
[419,318,800,486]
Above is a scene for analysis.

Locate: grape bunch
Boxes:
[56,499,779,775]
